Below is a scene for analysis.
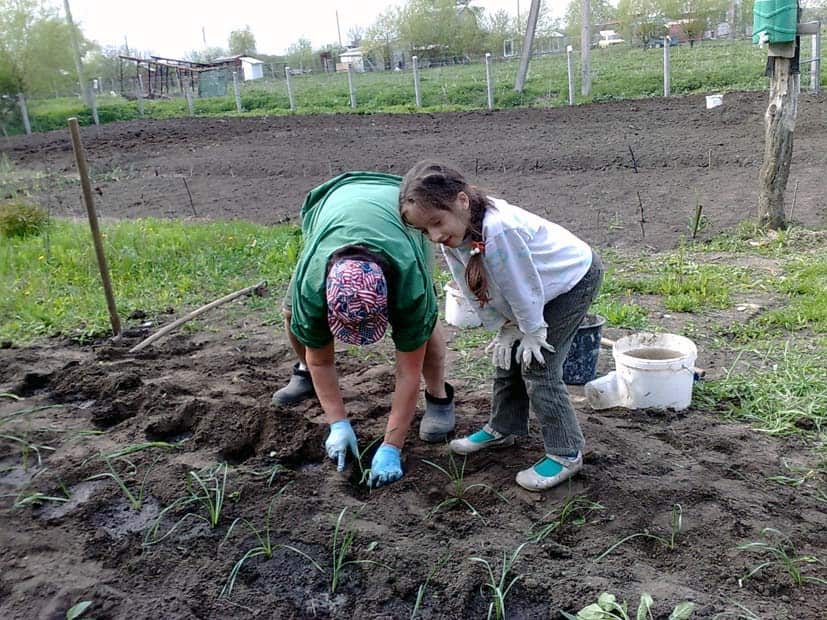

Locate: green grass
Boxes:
[15,40,779,135]
[0,218,301,343]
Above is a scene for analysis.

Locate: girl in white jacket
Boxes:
[399,160,604,491]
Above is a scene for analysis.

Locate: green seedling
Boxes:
[411,551,452,620]
[0,392,22,400]
[594,503,683,562]
[737,527,827,587]
[103,441,177,460]
[329,506,388,593]
[145,463,229,546]
[219,485,323,599]
[711,599,762,619]
[8,490,70,508]
[470,541,527,620]
[422,452,508,524]
[86,454,162,511]
[355,434,386,488]
[527,494,604,544]
[0,431,55,470]
[238,463,287,487]
[561,591,695,620]
[66,600,93,620]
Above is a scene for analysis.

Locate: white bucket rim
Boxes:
[612,332,697,370]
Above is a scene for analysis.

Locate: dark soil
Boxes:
[1,92,826,619]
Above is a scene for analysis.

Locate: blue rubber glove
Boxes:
[325,419,358,472]
[369,443,403,488]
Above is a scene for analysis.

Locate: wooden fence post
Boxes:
[566,45,575,105]
[67,117,121,337]
[89,83,100,126]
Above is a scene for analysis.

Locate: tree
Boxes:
[286,37,314,72]
[565,0,616,44]
[186,47,228,63]
[398,0,486,60]
[228,26,256,56]
[0,0,88,98]
[483,9,518,56]
[363,5,402,69]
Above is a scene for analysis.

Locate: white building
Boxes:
[338,48,365,73]
[240,56,264,81]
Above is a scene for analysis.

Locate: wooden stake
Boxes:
[68,117,121,337]
[129,281,266,353]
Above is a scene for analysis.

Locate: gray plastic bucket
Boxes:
[563,314,605,385]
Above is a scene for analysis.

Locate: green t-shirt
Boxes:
[290,172,437,352]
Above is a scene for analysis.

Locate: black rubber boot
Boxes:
[271,363,315,406]
[419,382,455,442]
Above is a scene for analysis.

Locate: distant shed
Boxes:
[240,56,264,81]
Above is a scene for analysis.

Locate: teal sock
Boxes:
[534,453,578,477]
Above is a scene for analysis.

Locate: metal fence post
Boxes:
[412,55,422,107]
[812,23,822,94]
[566,45,575,105]
[663,37,671,97]
[347,62,357,109]
[89,83,100,126]
[232,70,242,112]
[484,52,494,111]
[136,74,145,116]
[185,85,194,116]
[17,93,31,135]
[284,66,296,111]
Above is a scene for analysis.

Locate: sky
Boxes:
[62,0,566,59]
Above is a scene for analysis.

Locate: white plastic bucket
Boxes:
[444,283,481,328]
[705,94,723,109]
[585,332,697,411]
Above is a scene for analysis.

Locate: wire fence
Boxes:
[7,34,824,136]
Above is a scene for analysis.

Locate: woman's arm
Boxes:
[305,341,347,423]
[384,341,428,448]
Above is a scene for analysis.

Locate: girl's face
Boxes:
[401,192,471,248]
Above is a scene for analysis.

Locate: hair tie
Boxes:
[469,241,485,256]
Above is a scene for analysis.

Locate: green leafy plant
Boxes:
[561,591,695,620]
[66,600,93,620]
[0,430,55,470]
[594,504,684,562]
[219,485,323,599]
[329,506,387,593]
[470,541,528,620]
[527,495,604,543]
[422,452,508,524]
[411,551,452,619]
[0,199,49,238]
[737,527,827,587]
[144,463,230,546]
[86,454,162,511]
[238,462,288,487]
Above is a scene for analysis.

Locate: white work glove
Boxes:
[485,324,521,370]
[516,327,555,367]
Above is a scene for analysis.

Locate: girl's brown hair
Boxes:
[399,160,492,305]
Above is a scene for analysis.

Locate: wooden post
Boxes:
[17,93,31,135]
[566,45,574,105]
[580,0,591,97]
[412,55,422,107]
[67,117,121,336]
[347,62,357,109]
[185,86,194,116]
[515,0,541,92]
[136,73,145,116]
[232,70,242,112]
[663,37,671,97]
[484,52,494,111]
[284,66,296,111]
[757,57,799,229]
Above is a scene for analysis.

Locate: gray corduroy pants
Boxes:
[487,251,604,456]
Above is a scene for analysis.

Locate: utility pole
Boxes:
[581,0,591,97]
[514,0,541,92]
[336,10,343,48]
[63,0,89,106]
